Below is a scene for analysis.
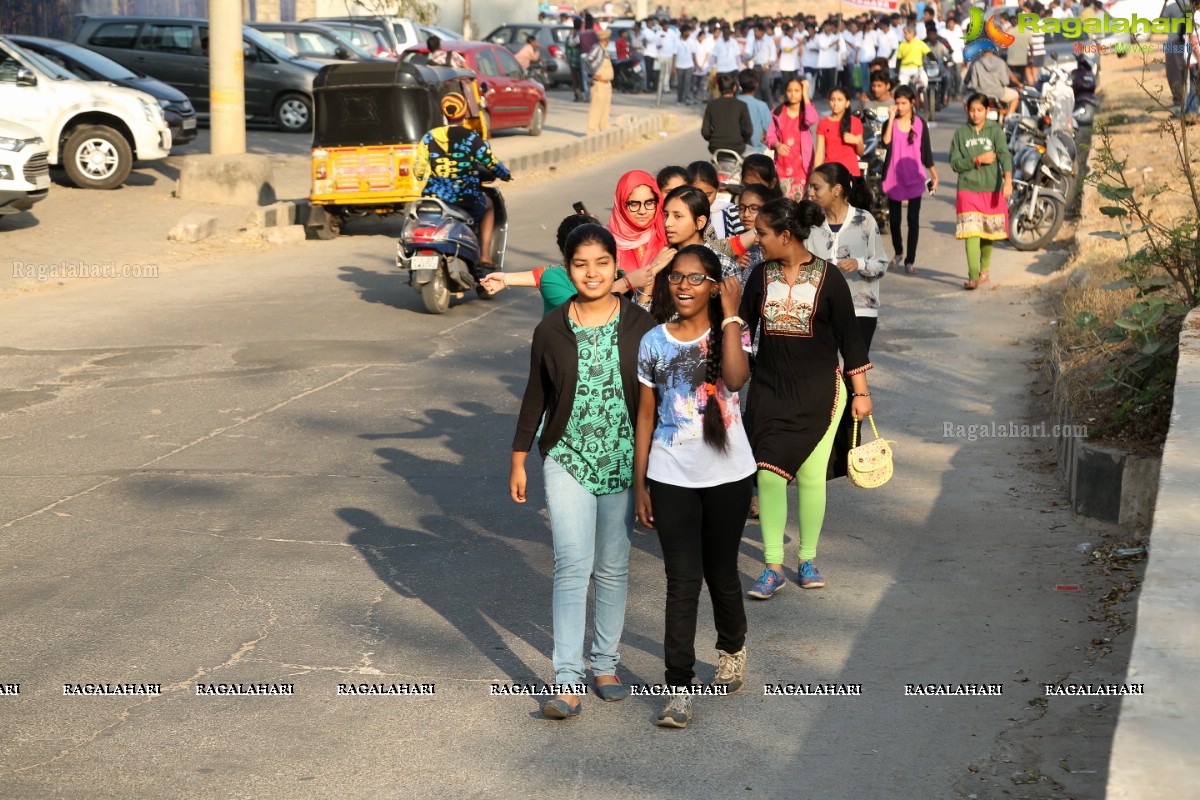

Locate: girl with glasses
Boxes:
[739,198,873,600]
[634,245,756,728]
[661,185,741,288]
[610,170,677,307]
[510,224,657,720]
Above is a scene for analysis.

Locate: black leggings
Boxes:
[648,476,752,686]
[888,196,922,266]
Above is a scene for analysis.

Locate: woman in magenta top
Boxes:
[766,77,819,201]
[813,87,864,178]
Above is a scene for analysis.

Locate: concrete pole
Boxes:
[462,0,473,40]
[209,0,246,155]
[636,0,648,19]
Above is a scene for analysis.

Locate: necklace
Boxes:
[572,298,619,377]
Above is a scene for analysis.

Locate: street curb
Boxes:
[1106,306,1200,798]
[1047,131,1160,530]
[503,111,683,174]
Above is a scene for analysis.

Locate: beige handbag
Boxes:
[848,415,894,489]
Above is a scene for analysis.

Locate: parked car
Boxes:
[9,35,198,146]
[0,118,50,216]
[402,41,547,135]
[482,23,572,88]
[321,22,395,60]
[72,16,322,132]
[0,36,171,189]
[303,16,420,59]
[248,22,376,63]
[417,24,463,42]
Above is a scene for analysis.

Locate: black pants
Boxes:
[649,476,752,686]
[858,315,877,354]
[819,67,837,98]
[888,196,922,266]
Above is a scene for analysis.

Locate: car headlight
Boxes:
[158,97,170,108]
[139,98,164,123]
[0,136,26,152]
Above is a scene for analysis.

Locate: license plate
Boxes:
[409,255,439,271]
[182,117,197,130]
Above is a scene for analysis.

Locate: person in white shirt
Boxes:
[798,20,818,85]
[842,19,863,93]
[655,22,676,107]
[675,26,697,105]
[642,19,660,94]
[859,17,880,84]
[692,29,715,104]
[941,14,965,99]
[876,17,899,73]
[814,19,840,99]
[711,27,741,83]
[748,24,778,106]
[777,23,801,85]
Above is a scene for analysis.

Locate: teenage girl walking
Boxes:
[950,93,1012,289]
[739,199,873,599]
[813,87,865,180]
[510,224,657,719]
[881,85,939,274]
[634,245,756,728]
[766,77,819,201]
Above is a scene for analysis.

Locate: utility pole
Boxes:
[209,0,246,155]
[462,0,472,40]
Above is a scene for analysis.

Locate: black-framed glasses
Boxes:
[625,198,658,212]
[667,272,717,285]
[736,203,762,215]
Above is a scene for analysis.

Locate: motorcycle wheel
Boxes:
[421,268,451,314]
[1008,188,1065,252]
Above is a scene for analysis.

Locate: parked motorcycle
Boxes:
[855,105,891,235]
[526,60,550,89]
[1008,128,1074,251]
[396,177,509,314]
[1072,54,1099,127]
[613,57,646,94]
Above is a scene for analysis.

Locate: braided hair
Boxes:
[651,244,731,452]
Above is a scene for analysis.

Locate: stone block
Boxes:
[262,225,307,245]
[177,154,276,206]
[248,201,297,229]
[167,213,217,243]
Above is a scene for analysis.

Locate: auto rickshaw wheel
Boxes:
[529,105,544,137]
[313,212,342,240]
[421,268,451,314]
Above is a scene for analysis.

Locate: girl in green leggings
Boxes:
[949,93,1013,290]
[738,198,874,599]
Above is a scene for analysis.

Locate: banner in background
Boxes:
[843,0,901,12]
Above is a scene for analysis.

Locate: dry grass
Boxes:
[1053,43,1197,452]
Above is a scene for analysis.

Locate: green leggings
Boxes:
[757,387,846,565]
[964,237,994,281]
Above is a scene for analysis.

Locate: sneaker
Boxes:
[656,692,693,728]
[798,560,825,589]
[715,647,747,694]
[747,568,786,600]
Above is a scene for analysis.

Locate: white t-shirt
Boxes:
[712,36,741,72]
[642,27,659,58]
[801,31,819,68]
[816,32,840,69]
[696,35,715,71]
[859,28,880,62]
[637,325,757,488]
[778,34,800,71]
[843,31,862,65]
[676,34,697,69]
[877,28,899,61]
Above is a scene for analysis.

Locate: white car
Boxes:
[0,36,171,190]
[0,119,49,217]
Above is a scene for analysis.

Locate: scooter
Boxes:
[396,177,510,314]
[1072,54,1099,127]
[612,57,647,93]
[711,148,743,204]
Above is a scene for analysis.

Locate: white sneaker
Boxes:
[656,692,693,728]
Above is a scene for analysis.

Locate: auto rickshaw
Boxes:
[307,61,489,239]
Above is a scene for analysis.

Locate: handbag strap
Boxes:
[850,414,880,450]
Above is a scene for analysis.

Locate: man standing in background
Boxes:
[748,23,778,106]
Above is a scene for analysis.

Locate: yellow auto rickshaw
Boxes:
[307,62,488,239]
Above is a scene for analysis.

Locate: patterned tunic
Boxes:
[418,125,510,207]
[739,258,872,481]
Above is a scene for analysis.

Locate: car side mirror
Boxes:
[243,44,258,62]
[335,46,350,59]
[16,67,37,87]
[479,82,489,95]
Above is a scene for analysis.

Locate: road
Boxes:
[0,111,1127,799]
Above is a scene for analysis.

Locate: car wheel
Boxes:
[528,104,544,137]
[62,125,132,190]
[274,93,312,133]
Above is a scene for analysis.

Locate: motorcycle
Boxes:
[855,105,891,235]
[1071,54,1099,127]
[612,57,647,94]
[711,148,743,204]
[1008,127,1074,251]
[526,60,550,89]
[396,175,510,314]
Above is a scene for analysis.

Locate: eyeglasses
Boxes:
[667,272,717,285]
[625,198,658,212]
[736,203,762,215]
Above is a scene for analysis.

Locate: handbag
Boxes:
[847,414,894,488]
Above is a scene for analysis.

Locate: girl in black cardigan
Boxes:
[510,224,656,720]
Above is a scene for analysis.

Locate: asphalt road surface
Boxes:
[0,113,1120,799]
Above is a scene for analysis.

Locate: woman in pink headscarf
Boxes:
[608,169,676,307]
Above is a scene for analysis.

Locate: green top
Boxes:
[537,266,629,315]
[546,315,633,495]
[949,120,1013,194]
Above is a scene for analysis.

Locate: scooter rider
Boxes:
[418,93,512,272]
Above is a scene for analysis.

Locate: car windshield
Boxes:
[2,39,76,80]
[52,41,140,80]
[243,26,304,61]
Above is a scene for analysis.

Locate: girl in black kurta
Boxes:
[739,199,874,599]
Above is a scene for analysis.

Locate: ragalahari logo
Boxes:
[963,7,1016,63]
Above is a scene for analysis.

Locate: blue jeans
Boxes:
[543,457,634,685]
